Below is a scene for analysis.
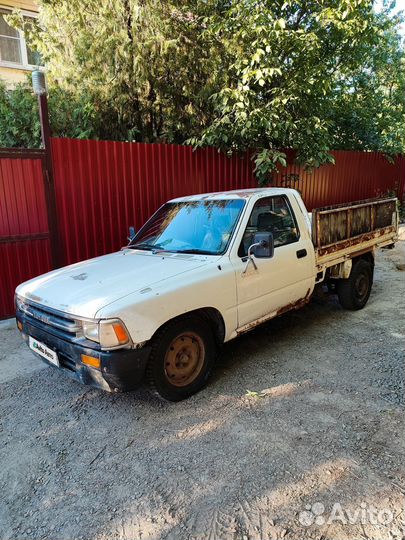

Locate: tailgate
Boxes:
[312,197,398,258]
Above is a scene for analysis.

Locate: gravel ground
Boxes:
[0,235,404,540]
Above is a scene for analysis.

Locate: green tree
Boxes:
[0,78,102,147]
[190,0,405,182]
[329,8,405,156]
[0,80,40,147]
[10,0,224,143]
[2,0,404,183]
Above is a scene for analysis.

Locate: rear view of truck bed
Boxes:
[312,197,398,268]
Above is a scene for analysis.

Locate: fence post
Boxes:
[32,71,62,269]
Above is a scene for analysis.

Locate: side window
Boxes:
[238,196,300,257]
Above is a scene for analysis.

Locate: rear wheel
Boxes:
[337,259,373,310]
[326,280,337,293]
[146,315,216,401]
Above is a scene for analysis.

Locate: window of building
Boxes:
[0,8,43,68]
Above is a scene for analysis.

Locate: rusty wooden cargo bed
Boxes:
[312,197,398,269]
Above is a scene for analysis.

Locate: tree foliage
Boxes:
[0,80,40,147]
[0,79,101,147]
[10,0,224,143]
[189,0,405,181]
[329,7,405,156]
[1,0,404,182]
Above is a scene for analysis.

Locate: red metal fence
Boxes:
[270,149,405,210]
[52,139,405,267]
[51,139,254,265]
[0,149,52,317]
[1,137,404,318]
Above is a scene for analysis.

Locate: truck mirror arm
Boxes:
[242,241,264,274]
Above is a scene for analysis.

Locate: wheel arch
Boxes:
[150,307,226,346]
[347,250,375,277]
[355,251,375,268]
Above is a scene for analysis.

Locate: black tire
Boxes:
[146,315,216,401]
[337,259,373,310]
[326,280,337,293]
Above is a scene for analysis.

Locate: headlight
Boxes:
[82,321,99,342]
[82,319,130,349]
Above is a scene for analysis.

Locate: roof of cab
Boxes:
[169,187,295,202]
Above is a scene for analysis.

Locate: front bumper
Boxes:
[16,309,151,392]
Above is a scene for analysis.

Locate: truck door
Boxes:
[231,194,315,329]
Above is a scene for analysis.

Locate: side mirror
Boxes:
[128,226,136,242]
[243,232,274,274]
[251,232,274,258]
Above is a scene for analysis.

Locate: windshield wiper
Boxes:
[175,248,217,255]
[127,242,166,251]
[128,244,216,255]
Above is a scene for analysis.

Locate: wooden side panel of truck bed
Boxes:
[312,197,398,266]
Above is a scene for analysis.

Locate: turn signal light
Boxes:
[17,320,23,331]
[112,322,130,344]
[81,354,101,369]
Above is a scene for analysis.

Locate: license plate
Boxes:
[29,336,59,367]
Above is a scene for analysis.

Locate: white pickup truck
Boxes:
[16,188,398,401]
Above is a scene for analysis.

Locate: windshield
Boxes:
[129,199,245,255]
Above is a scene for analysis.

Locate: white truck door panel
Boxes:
[231,194,315,328]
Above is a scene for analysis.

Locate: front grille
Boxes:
[17,299,80,337]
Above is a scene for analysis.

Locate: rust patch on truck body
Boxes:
[312,197,398,271]
[316,226,396,257]
[275,288,312,317]
[236,289,312,335]
[312,197,397,250]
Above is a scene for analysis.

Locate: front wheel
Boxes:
[146,315,216,401]
[337,259,373,310]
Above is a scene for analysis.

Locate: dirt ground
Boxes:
[0,234,404,540]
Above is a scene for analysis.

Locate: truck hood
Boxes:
[16,249,214,319]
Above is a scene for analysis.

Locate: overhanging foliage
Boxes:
[1,0,404,183]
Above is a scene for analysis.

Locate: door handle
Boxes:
[296,249,307,259]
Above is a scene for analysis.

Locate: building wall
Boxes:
[2,0,37,10]
[0,0,39,87]
[0,64,28,84]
